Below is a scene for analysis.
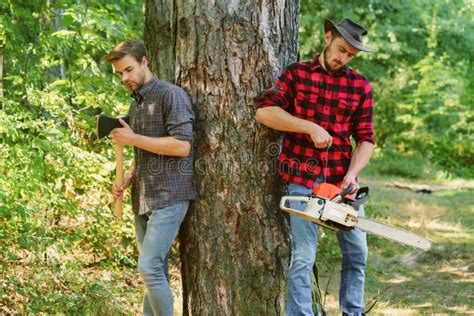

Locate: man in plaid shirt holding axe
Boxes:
[105,39,196,316]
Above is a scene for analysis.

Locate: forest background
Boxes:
[1,0,472,314]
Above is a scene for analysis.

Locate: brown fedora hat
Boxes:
[324,18,373,52]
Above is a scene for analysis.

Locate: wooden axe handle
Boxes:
[114,144,124,218]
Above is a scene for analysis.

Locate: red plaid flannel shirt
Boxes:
[256,56,375,188]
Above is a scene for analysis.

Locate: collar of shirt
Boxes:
[310,54,349,77]
[131,75,160,103]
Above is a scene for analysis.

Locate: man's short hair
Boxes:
[105,39,147,63]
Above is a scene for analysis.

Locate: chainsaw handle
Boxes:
[355,187,370,200]
[280,196,310,213]
[331,184,353,202]
[340,184,354,198]
[351,187,371,209]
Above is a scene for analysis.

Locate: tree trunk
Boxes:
[144,0,176,82]
[145,1,299,314]
[48,1,66,80]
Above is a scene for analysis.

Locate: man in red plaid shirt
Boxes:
[256,18,375,315]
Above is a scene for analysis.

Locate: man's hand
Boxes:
[112,118,136,146]
[112,173,133,201]
[308,123,333,148]
[341,172,359,193]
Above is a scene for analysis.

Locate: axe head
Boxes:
[96,114,130,139]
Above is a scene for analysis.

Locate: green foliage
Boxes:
[300,0,473,178]
[1,0,473,313]
[1,0,143,313]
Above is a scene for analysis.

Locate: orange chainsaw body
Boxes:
[312,183,356,202]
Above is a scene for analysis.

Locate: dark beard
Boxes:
[322,47,344,76]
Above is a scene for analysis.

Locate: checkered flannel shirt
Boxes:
[128,76,197,215]
[256,55,375,188]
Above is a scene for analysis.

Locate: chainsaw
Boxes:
[280,183,432,251]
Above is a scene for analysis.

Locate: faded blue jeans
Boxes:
[286,182,368,316]
[134,201,189,316]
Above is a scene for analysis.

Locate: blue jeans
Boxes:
[286,182,368,316]
[134,201,189,316]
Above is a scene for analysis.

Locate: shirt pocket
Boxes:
[294,92,319,119]
[337,98,358,122]
[139,103,165,137]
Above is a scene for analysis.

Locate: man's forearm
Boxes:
[132,135,191,157]
[256,106,333,148]
[347,141,374,177]
[256,106,315,134]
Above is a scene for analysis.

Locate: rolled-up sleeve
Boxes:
[163,88,195,143]
[255,64,297,111]
[351,81,375,144]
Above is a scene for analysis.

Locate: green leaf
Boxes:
[60,15,74,27]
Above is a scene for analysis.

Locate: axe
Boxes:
[96,114,130,218]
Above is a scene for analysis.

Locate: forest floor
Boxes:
[164,174,474,315]
[136,174,474,315]
[317,175,474,315]
[7,174,470,314]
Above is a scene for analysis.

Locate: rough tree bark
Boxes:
[145,1,299,314]
[144,0,176,82]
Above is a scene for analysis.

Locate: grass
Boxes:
[316,174,474,314]
[166,172,474,314]
[3,171,472,314]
